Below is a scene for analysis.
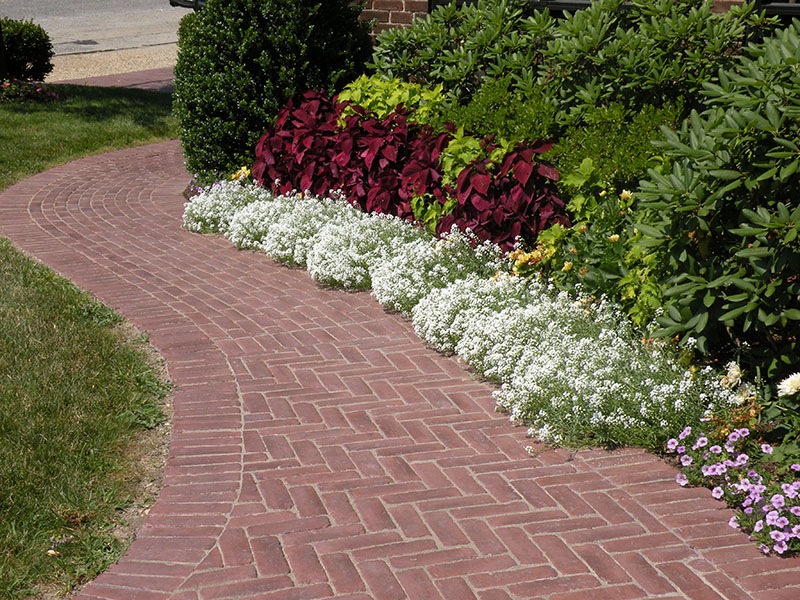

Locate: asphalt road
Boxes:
[0,0,192,55]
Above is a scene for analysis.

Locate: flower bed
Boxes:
[182,178,800,555]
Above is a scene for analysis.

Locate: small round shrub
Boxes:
[173,0,373,176]
[0,18,54,82]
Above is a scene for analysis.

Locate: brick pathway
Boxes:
[1,140,799,599]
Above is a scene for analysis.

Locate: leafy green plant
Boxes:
[428,76,556,143]
[551,102,680,193]
[337,74,444,123]
[370,0,553,103]
[173,0,372,175]
[539,0,777,125]
[0,18,54,82]
[635,19,800,388]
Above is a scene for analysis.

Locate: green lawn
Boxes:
[0,84,177,190]
[0,83,176,599]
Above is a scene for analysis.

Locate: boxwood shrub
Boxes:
[173,0,372,175]
[0,18,54,82]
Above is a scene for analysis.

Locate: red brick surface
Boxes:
[1,78,798,600]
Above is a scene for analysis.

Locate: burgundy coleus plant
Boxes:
[252,91,342,197]
[253,91,569,251]
[438,140,569,250]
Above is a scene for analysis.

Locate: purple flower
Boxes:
[754,520,764,532]
[728,432,740,443]
[693,436,708,449]
[681,455,693,467]
[774,541,788,555]
[666,438,678,451]
[679,426,692,440]
[744,507,753,514]
[728,515,739,529]
[712,487,724,499]
[761,444,773,455]
[725,442,735,453]
[736,428,750,437]
[676,473,689,487]
[793,524,800,536]
[766,510,780,526]
[735,454,749,466]
[759,543,770,554]
[771,494,786,509]
[701,465,711,476]
[676,445,686,454]
[709,445,722,454]
[771,530,786,542]
[791,464,800,472]
[776,516,790,528]
[790,507,800,517]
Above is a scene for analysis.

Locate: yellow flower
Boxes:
[608,234,620,242]
[578,224,588,233]
[231,166,251,181]
[599,190,607,197]
[562,261,573,272]
[620,189,632,201]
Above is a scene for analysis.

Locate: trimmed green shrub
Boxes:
[173,0,372,175]
[0,18,54,82]
[634,19,800,392]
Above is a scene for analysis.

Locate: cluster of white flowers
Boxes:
[183,180,272,234]
[183,181,748,447]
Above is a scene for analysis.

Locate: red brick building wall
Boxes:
[361,0,429,33]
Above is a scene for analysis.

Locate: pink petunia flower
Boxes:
[771,494,786,509]
[676,473,688,487]
[712,487,724,499]
[667,438,678,451]
[761,443,773,454]
[728,515,739,529]
[681,455,693,467]
[774,541,788,554]
[709,445,722,454]
[678,426,692,440]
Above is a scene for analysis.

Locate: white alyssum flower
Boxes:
[778,372,800,397]
[371,226,504,315]
[182,180,270,234]
[306,212,426,291]
[182,179,753,447]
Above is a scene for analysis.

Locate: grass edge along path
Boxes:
[0,83,176,600]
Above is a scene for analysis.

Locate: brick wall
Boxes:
[361,0,429,34]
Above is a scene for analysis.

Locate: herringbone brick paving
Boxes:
[2,140,799,599]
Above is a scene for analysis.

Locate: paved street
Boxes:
[0,0,190,55]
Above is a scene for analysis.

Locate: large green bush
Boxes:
[370,0,552,103]
[173,0,372,175]
[0,18,54,82]
[539,0,776,125]
[634,19,800,392]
